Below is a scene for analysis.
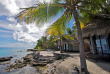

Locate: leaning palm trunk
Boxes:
[72,4,88,74]
[60,36,63,53]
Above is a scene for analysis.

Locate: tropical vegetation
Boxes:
[34,36,56,50]
[46,22,74,53]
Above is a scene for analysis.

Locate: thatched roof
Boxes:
[82,14,110,38]
[56,37,79,47]
[62,38,79,45]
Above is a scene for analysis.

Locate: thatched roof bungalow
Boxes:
[82,14,110,55]
[56,36,79,52]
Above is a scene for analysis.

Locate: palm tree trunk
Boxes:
[44,36,47,50]
[72,5,88,74]
[60,36,63,53]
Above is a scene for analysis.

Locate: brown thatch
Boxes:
[82,14,110,38]
[56,38,79,46]
[62,38,79,46]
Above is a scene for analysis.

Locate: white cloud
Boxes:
[13,31,37,43]
[0,19,51,43]
[0,0,19,16]
[0,0,39,16]
[0,21,50,43]
[0,0,56,46]
[7,17,16,22]
[0,0,51,16]
[12,22,50,43]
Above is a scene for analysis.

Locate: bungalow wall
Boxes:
[62,43,79,52]
[55,40,79,52]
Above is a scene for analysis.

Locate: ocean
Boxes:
[0,47,38,74]
[0,47,30,58]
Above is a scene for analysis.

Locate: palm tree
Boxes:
[47,19,66,53]
[46,23,74,53]
[46,20,66,53]
[34,38,43,49]
[47,36,55,50]
[17,0,108,73]
[41,36,47,50]
[66,27,73,35]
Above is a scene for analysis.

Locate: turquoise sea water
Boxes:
[0,47,38,74]
[0,47,29,58]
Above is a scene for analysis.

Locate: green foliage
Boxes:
[79,0,110,24]
[34,45,37,49]
[52,37,58,42]
[63,34,74,40]
[66,27,73,35]
[37,46,44,51]
[34,36,56,50]
[34,38,43,49]
[18,3,64,27]
[46,13,72,36]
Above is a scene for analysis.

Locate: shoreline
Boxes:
[0,51,110,74]
[1,51,71,74]
[0,48,31,74]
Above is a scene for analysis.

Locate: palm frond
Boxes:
[63,34,74,40]
[18,3,64,26]
[46,11,72,36]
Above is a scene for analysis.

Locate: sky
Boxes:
[0,0,73,48]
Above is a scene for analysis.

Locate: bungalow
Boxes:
[55,37,79,52]
[82,14,110,55]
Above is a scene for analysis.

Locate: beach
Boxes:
[0,48,110,74]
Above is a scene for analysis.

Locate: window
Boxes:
[66,44,68,50]
[57,46,59,50]
[95,36,102,54]
[95,35,110,54]
[100,35,110,54]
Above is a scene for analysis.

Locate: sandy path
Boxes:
[40,51,54,56]
[55,55,110,74]
[39,51,110,74]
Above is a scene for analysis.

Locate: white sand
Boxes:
[40,51,110,74]
[56,54,110,74]
[39,51,54,56]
